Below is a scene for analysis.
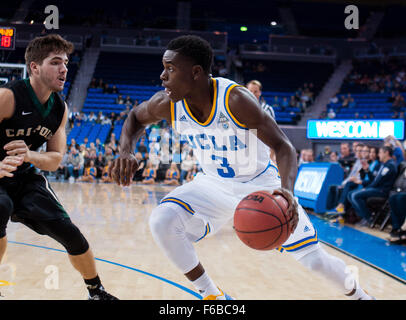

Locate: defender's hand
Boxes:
[108,153,139,187]
[272,188,299,234]
[0,156,24,178]
[4,140,32,163]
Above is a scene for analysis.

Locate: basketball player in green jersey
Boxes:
[0,34,117,300]
[109,35,374,300]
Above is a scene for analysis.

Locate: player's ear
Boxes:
[30,61,40,76]
[191,65,203,80]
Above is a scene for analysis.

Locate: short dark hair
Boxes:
[380,145,393,157]
[167,35,213,74]
[25,34,74,75]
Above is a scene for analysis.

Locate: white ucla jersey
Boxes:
[171,77,278,182]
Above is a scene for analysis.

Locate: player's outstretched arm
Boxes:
[228,86,299,232]
[109,91,171,186]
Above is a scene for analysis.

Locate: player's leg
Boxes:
[0,189,13,263]
[149,202,229,299]
[285,206,374,300]
[16,173,117,299]
[296,245,374,300]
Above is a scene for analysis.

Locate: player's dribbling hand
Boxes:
[108,153,139,187]
[4,140,32,162]
[272,188,299,234]
[0,156,24,178]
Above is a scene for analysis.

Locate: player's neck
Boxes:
[184,78,214,119]
[28,77,53,105]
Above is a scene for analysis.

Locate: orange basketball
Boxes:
[234,191,291,250]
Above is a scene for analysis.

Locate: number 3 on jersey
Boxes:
[211,155,235,178]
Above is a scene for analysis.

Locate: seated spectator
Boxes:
[186,164,199,182]
[338,142,355,178]
[88,78,97,89]
[97,79,104,89]
[101,160,113,183]
[329,93,339,104]
[180,154,194,184]
[281,97,289,110]
[329,151,339,163]
[104,147,115,163]
[163,163,180,186]
[327,109,336,119]
[348,146,398,227]
[384,135,405,166]
[142,161,156,184]
[103,83,112,94]
[133,152,146,182]
[95,138,104,154]
[388,161,406,243]
[78,160,97,182]
[67,147,84,180]
[68,107,80,128]
[335,143,365,214]
[56,152,69,180]
[125,95,134,106]
[316,146,332,162]
[88,111,97,122]
[115,95,125,104]
[111,85,119,94]
[95,152,106,179]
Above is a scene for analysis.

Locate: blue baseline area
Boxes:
[308,214,406,284]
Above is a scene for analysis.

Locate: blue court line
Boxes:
[6,240,203,299]
[308,215,406,284]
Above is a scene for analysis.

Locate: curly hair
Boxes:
[167,35,213,74]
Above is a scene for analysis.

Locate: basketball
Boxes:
[234,191,291,251]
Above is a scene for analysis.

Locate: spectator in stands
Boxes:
[327,108,336,119]
[281,97,289,110]
[56,152,69,180]
[163,163,180,186]
[133,152,146,182]
[329,151,339,163]
[103,83,112,94]
[338,142,355,178]
[69,138,78,150]
[388,161,406,243]
[67,147,84,180]
[111,85,119,94]
[348,146,398,227]
[180,153,194,184]
[101,160,113,183]
[329,93,339,104]
[94,138,104,155]
[384,135,405,165]
[95,111,105,124]
[246,80,275,119]
[115,95,125,104]
[387,91,397,103]
[68,107,80,128]
[316,146,332,162]
[87,111,96,122]
[89,78,97,89]
[186,164,199,182]
[104,146,115,163]
[335,143,365,214]
[142,161,156,184]
[125,95,134,106]
[78,160,97,183]
[348,98,356,108]
[95,152,105,179]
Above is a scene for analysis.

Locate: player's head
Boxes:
[246,80,262,101]
[25,34,74,92]
[161,35,213,102]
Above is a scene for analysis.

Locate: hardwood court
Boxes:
[1,182,405,300]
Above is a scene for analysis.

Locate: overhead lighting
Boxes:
[30,20,34,24]
[271,21,277,26]
[240,26,248,32]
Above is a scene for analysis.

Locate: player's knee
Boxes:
[149,205,182,239]
[0,195,13,238]
[50,219,89,255]
[297,247,326,272]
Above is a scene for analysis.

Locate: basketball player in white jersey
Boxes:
[109,35,374,300]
